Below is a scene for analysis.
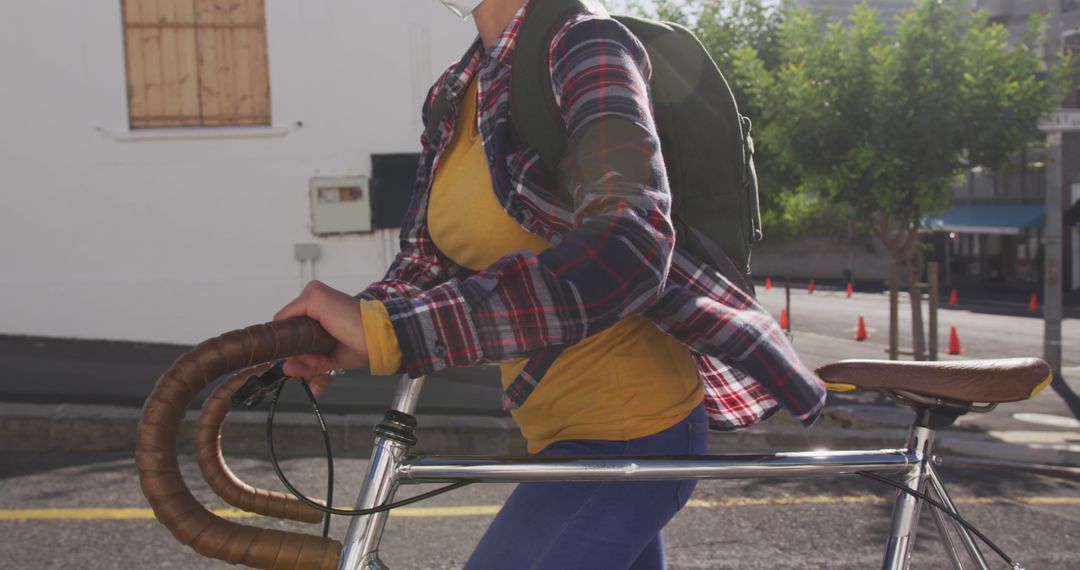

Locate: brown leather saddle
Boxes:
[815,358,1052,407]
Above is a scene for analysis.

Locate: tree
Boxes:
[627,0,846,241]
[734,0,1076,359]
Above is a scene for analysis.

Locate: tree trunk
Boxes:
[873,215,927,361]
[905,251,927,361]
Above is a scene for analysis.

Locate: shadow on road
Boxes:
[1050,373,1080,421]
[0,452,133,480]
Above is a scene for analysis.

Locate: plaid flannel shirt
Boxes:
[358,0,826,429]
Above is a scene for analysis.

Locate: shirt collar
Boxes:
[482,0,533,70]
[440,0,534,104]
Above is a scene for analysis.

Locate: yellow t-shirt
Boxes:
[362,79,703,452]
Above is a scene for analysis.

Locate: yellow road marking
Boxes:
[2,495,1078,521]
[390,505,502,517]
[686,495,889,508]
[1019,496,1080,505]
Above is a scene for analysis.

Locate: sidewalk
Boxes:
[1,330,1078,467]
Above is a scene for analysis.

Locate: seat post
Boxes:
[880,407,942,570]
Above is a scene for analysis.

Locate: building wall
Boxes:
[751,237,893,282]
[792,0,915,30]
[0,0,475,344]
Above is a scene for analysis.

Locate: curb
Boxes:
[751,279,1080,319]
[2,402,1076,467]
[0,402,527,457]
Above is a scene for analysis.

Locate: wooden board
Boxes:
[124,0,269,128]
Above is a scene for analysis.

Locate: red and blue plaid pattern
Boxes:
[359,0,825,429]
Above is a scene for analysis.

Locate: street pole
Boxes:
[847,204,856,285]
[944,234,951,287]
[785,276,792,338]
[929,262,939,362]
[889,262,899,361]
[1045,131,1064,379]
[1043,0,1064,380]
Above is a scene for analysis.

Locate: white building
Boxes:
[0,0,475,344]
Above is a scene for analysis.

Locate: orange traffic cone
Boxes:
[846,282,853,298]
[765,277,772,290]
[1028,292,1039,313]
[808,279,816,295]
[780,309,789,330]
[948,288,958,305]
[855,315,869,341]
[947,326,964,355]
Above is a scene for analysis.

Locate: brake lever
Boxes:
[231,360,289,409]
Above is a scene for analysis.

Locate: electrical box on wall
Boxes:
[310,176,372,235]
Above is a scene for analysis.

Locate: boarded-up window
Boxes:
[122,0,271,128]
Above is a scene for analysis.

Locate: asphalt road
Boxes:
[2,453,1079,569]
[755,286,1080,369]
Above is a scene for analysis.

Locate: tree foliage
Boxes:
[622,0,1074,247]
[731,0,1075,357]
[625,0,840,241]
[734,0,1074,256]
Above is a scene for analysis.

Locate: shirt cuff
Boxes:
[360,299,403,375]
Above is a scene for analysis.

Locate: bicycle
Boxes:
[136,317,1052,570]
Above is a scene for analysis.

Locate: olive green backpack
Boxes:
[431,0,763,292]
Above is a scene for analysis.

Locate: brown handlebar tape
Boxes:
[136,317,343,569]
[196,366,325,524]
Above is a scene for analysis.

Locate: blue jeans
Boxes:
[464,403,709,570]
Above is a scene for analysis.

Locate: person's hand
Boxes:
[274,280,369,396]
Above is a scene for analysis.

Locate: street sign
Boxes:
[1038,110,1080,132]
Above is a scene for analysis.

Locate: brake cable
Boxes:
[263,374,473,522]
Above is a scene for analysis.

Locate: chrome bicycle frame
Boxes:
[338,376,990,570]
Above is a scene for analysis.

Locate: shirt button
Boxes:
[433,342,448,358]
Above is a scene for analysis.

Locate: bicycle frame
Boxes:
[338,375,992,570]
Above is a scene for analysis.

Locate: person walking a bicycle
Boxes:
[274,0,826,567]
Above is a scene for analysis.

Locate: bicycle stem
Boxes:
[339,375,426,570]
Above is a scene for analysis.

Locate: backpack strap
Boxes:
[742,115,763,242]
[510,0,590,207]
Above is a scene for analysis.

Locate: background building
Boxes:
[780,1,1080,293]
[792,0,916,31]
[0,0,474,344]
[928,1,1080,291]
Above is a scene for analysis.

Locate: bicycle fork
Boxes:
[338,376,426,570]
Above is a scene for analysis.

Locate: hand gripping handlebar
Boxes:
[136,317,343,569]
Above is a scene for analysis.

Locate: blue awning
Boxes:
[923,205,1045,235]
